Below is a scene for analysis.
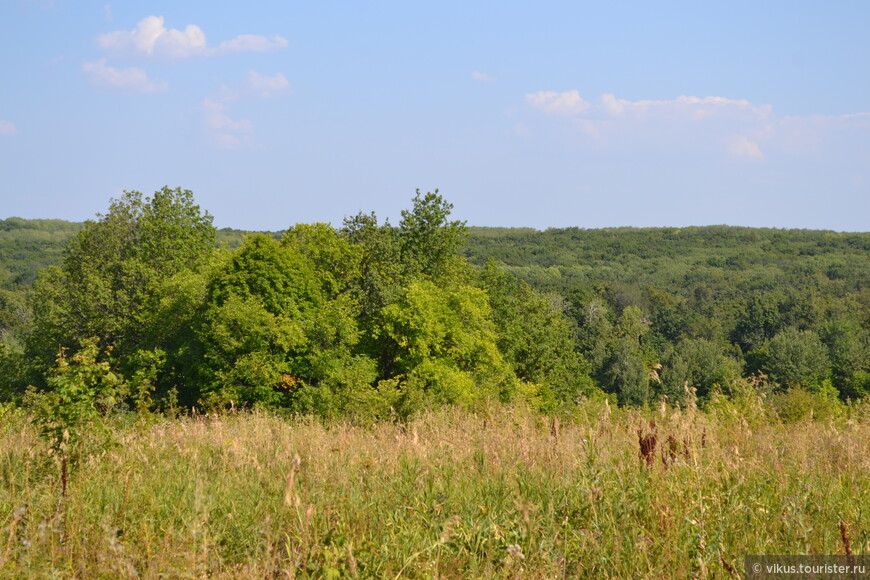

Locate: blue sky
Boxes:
[1,1,868,231]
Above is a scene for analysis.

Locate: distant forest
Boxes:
[2,189,869,420]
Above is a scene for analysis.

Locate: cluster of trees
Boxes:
[2,189,869,420]
[464,226,870,407]
[0,188,595,418]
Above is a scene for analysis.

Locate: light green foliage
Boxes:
[380,279,515,410]
[0,217,83,288]
[126,347,166,413]
[616,305,649,344]
[207,234,320,317]
[30,338,125,452]
[282,223,361,297]
[0,287,29,348]
[704,377,770,427]
[767,384,844,423]
[9,191,870,414]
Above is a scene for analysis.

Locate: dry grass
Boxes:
[1,400,870,578]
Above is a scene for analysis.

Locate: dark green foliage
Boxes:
[661,338,741,403]
[605,338,650,406]
[479,261,595,409]
[0,343,27,402]
[758,327,831,391]
[27,187,216,375]
[399,189,467,279]
[821,315,870,399]
[463,225,870,405]
[340,211,404,336]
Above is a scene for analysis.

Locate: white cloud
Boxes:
[197,71,291,148]
[202,99,253,132]
[82,59,168,93]
[524,88,870,164]
[201,98,253,149]
[531,90,770,121]
[214,35,288,56]
[97,15,287,59]
[248,71,291,98]
[98,15,206,58]
[729,136,764,160]
[526,90,590,116]
[525,90,788,158]
[0,119,17,135]
[600,93,769,120]
[472,71,496,82]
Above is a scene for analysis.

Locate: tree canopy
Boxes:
[2,189,869,420]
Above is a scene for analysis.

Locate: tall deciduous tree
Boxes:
[479,260,596,409]
[194,232,375,411]
[379,279,515,412]
[760,327,831,390]
[399,189,467,279]
[29,187,216,373]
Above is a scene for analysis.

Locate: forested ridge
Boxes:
[2,188,869,421]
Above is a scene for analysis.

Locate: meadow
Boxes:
[2,398,868,578]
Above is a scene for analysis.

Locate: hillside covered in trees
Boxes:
[1,188,869,419]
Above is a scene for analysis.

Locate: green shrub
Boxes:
[766,383,844,423]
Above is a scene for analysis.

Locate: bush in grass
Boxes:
[766,382,844,423]
[705,378,770,427]
[27,337,126,475]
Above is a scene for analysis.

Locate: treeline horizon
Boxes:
[1,188,869,422]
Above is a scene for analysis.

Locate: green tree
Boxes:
[661,338,741,403]
[0,343,27,402]
[342,191,471,382]
[399,189,467,279]
[479,261,596,409]
[760,327,831,391]
[605,338,650,406]
[28,187,215,375]
[195,234,375,411]
[340,211,403,328]
[616,305,649,345]
[821,316,870,398]
[733,293,785,352]
[30,337,126,452]
[379,279,515,412]
[0,287,30,348]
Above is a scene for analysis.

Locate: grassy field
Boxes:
[1,400,869,578]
